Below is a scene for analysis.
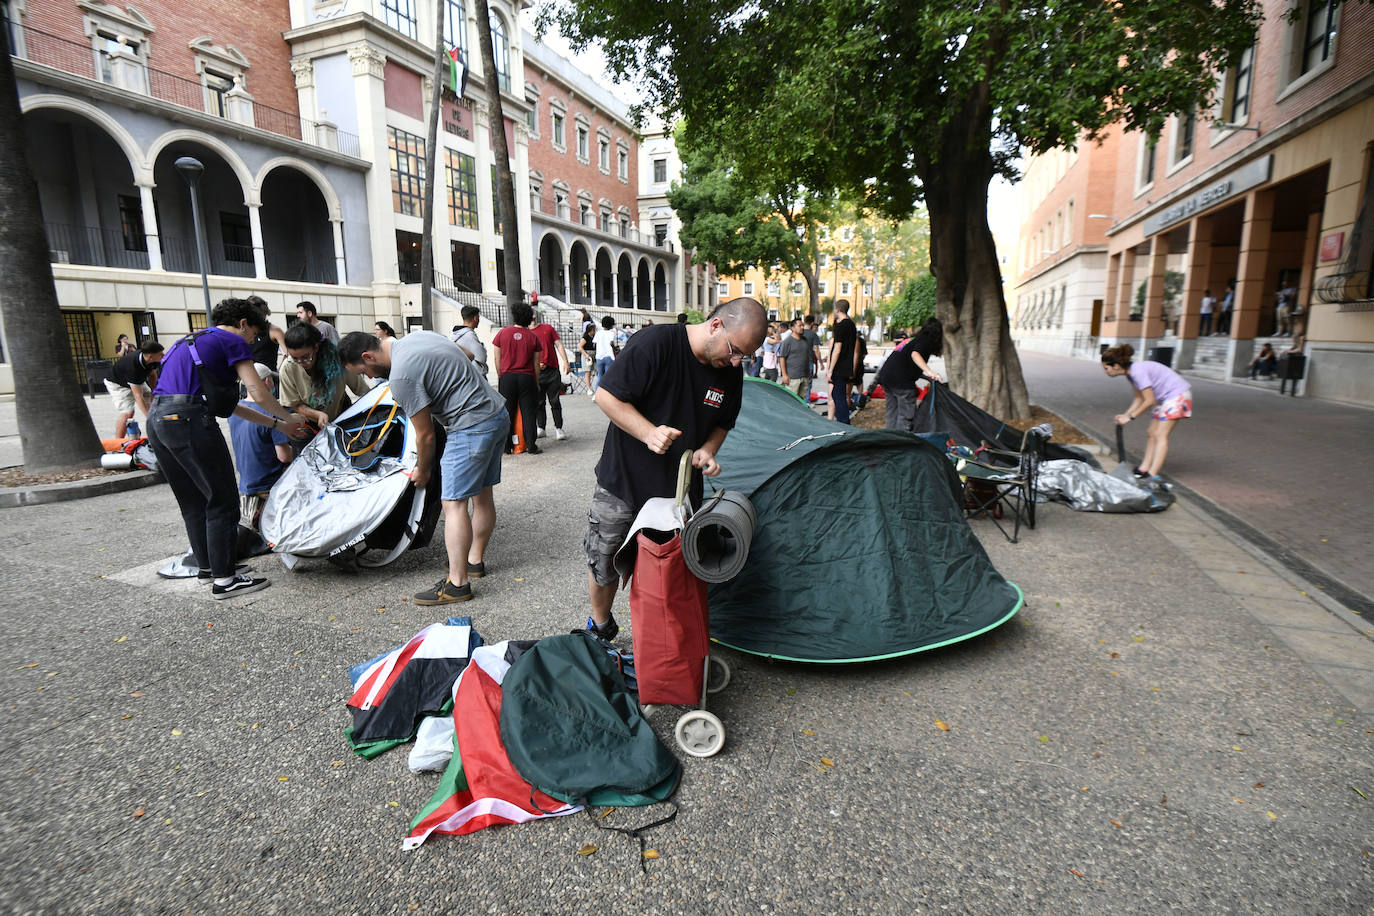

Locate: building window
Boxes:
[842,254,852,269]
[819,226,830,241]
[446,149,477,228]
[555,191,569,220]
[620,216,629,237]
[204,70,234,117]
[790,281,804,295]
[840,226,853,242]
[488,12,510,92]
[95,32,143,86]
[1219,45,1254,124]
[551,110,565,149]
[717,282,729,297]
[388,126,425,217]
[219,212,252,262]
[1171,113,1195,166]
[381,0,417,39]
[118,195,146,252]
[1301,0,1339,75]
[445,0,466,57]
[840,281,851,296]
[1138,136,1156,190]
[598,136,610,173]
[576,123,589,163]
[579,201,591,226]
[617,146,628,181]
[743,281,754,296]
[525,103,536,133]
[652,158,667,183]
[653,224,668,246]
[818,253,829,269]
[862,281,872,297]
[818,280,829,296]
[767,281,779,297]
[600,208,611,232]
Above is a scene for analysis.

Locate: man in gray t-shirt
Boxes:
[340,330,509,607]
[777,318,815,401]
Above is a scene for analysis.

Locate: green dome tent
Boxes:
[705,379,1023,663]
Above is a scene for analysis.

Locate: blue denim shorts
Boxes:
[439,411,509,501]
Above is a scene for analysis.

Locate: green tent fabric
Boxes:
[500,633,680,807]
[705,378,1023,663]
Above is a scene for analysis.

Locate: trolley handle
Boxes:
[674,450,693,515]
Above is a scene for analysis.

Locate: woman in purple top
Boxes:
[1101,344,1192,482]
[148,299,311,599]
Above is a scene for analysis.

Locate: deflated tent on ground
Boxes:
[913,381,1098,466]
[261,384,442,569]
[705,379,1023,663]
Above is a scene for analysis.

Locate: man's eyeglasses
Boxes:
[723,331,745,363]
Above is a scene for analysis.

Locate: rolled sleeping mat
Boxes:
[681,490,756,584]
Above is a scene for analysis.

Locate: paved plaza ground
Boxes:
[1,386,1371,913]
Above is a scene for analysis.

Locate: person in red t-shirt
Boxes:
[529,315,572,441]
[491,302,544,455]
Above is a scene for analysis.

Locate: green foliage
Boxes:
[1132,270,1185,319]
[683,308,705,324]
[888,274,937,333]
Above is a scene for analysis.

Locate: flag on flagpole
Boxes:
[447,47,467,98]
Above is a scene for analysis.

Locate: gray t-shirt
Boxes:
[777,334,812,380]
[387,331,504,432]
[450,326,489,376]
[314,319,340,345]
[801,329,823,376]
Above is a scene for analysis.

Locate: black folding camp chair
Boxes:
[959,428,1045,543]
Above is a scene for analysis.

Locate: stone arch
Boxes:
[145,128,253,204]
[653,261,668,310]
[19,93,147,184]
[538,231,566,299]
[254,156,342,220]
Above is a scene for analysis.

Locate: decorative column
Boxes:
[1115,247,1137,330]
[1232,189,1274,341]
[611,269,619,310]
[291,58,317,122]
[1139,233,1169,353]
[331,218,348,286]
[138,182,163,271]
[348,43,395,285]
[562,258,572,302]
[247,202,267,279]
[223,78,256,127]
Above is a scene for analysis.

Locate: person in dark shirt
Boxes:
[875,318,944,431]
[491,302,544,455]
[825,299,860,423]
[105,340,164,438]
[582,297,767,641]
[245,295,287,371]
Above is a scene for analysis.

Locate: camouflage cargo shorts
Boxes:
[583,484,634,587]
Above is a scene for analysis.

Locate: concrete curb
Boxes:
[0,468,164,508]
[1043,403,1374,622]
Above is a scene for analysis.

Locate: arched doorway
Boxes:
[654,263,668,311]
[636,258,651,312]
[259,165,336,284]
[617,252,634,310]
[538,233,566,299]
[594,247,613,308]
[24,108,144,270]
[569,240,592,304]
[150,139,252,277]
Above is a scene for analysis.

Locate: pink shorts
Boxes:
[1153,392,1193,421]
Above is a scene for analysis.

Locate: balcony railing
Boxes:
[46,222,253,277]
[1316,269,1373,310]
[530,193,675,253]
[14,24,361,158]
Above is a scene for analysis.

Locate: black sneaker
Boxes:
[1132,467,1149,479]
[198,563,248,583]
[581,615,619,642]
[466,561,486,578]
[525,444,543,455]
[414,578,472,606]
[211,573,270,600]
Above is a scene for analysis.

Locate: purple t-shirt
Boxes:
[1128,360,1189,403]
[153,328,253,397]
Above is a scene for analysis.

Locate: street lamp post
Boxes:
[174,156,214,326]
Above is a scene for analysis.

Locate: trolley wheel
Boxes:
[674,710,726,758]
[706,655,731,695]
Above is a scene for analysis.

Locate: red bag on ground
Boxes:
[629,529,709,706]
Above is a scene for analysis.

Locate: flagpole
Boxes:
[419,0,446,331]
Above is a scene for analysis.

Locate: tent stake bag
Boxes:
[628,453,709,706]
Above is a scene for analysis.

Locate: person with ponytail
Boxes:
[1101,343,1192,481]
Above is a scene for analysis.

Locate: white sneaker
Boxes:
[555,428,568,441]
[537,427,546,439]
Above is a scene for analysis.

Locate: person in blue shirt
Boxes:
[148,299,311,599]
[228,362,294,527]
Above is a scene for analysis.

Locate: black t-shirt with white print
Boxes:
[594,323,743,513]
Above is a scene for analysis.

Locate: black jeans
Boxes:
[498,372,539,450]
[535,366,564,431]
[147,397,241,578]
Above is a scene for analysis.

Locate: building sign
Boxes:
[443,98,472,140]
[1320,232,1344,262]
[1142,155,1273,236]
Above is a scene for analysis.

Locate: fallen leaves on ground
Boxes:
[577,844,598,856]
[935,720,950,731]
[643,849,660,859]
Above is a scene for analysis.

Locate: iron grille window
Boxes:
[389,126,425,217]
[446,150,477,228]
[381,0,417,39]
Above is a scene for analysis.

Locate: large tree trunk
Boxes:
[474,0,523,310]
[921,84,1030,420]
[0,29,104,472]
[419,0,445,330]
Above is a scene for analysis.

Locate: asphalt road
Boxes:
[1,389,1371,913]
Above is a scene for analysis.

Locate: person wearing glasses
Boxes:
[581,297,767,641]
[279,322,370,429]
